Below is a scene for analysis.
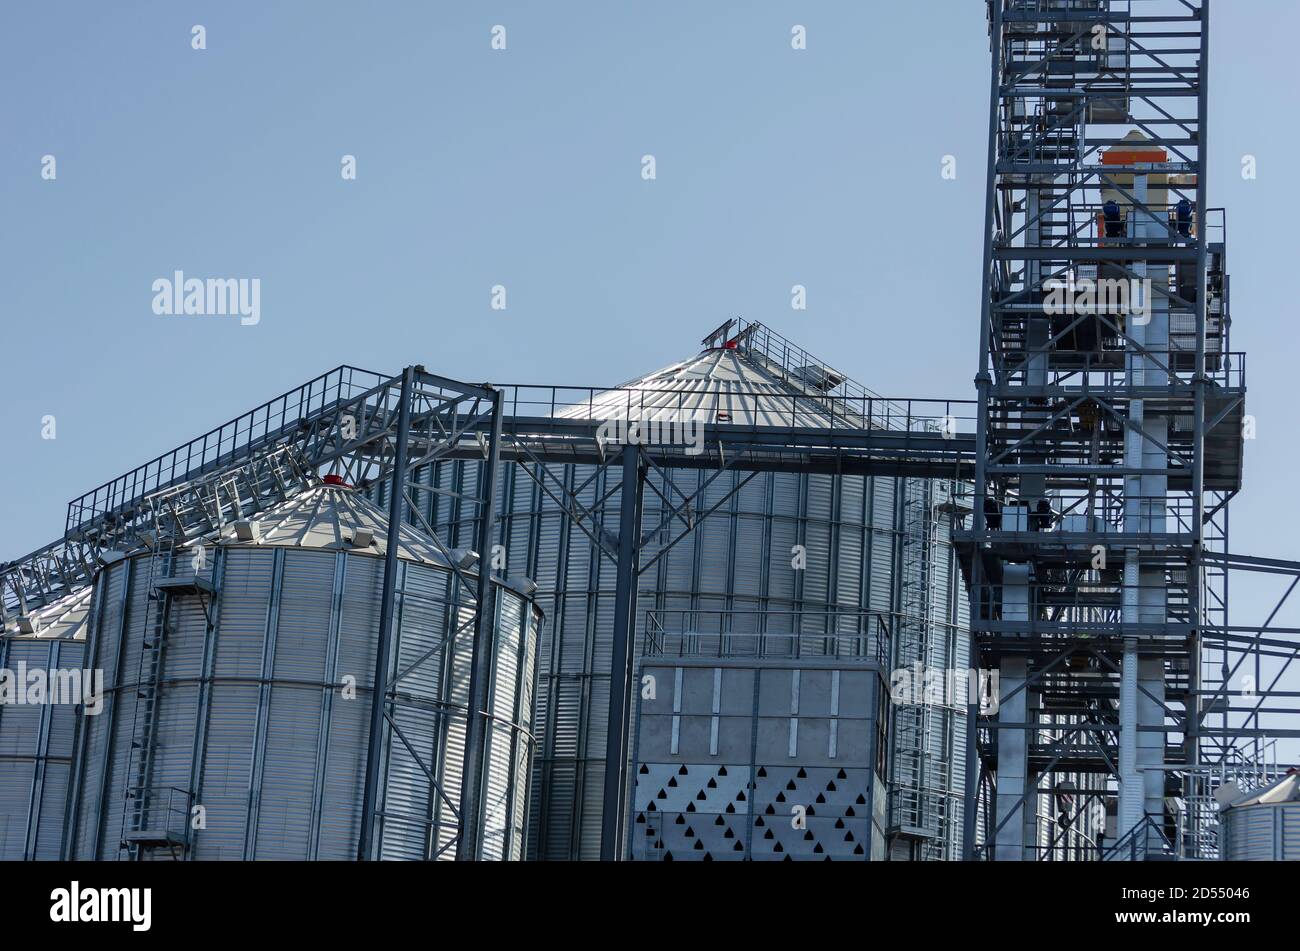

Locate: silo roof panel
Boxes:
[1224,772,1300,809]
[208,485,455,569]
[2,585,94,641]
[554,346,876,429]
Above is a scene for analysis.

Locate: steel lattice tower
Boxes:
[958,0,1245,860]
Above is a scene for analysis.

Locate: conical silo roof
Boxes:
[1223,770,1300,809]
[1,585,94,640]
[555,322,896,429]
[198,483,458,569]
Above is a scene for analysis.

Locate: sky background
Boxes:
[3,1,1298,690]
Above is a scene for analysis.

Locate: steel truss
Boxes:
[4,314,991,860]
[956,0,1263,861]
[2,7,1289,861]
[5,366,509,860]
[6,317,1290,863]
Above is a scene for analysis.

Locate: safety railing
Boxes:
[989,346,1245,389]
[66,365,389,534]
[967,580,1192,627]
[123,784,193,847]
[498,384,974,437]
[1177,752,1282,861]
[642,608,894,667]
[888,787,948,838]
[971,494,1204,537]
[1102,813,1174,862]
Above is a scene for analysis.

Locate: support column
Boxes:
[994,563,1034,860]
[963,0,1003,863]
[994,649,1031,861]
[456,387,504,861]
[358,365,414,861]
[600,445,643,861]
[1186,2,1212,778]
[1138,656,1166,849]
[1118,635,1141,838]
[963,691,980,861]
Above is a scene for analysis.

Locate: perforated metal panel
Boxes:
[630,659,885,861]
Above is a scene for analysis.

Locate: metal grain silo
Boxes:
[66,482,539,861]
[0,587,93,859]
[1220,772,1300,860]
[403,323,971,860]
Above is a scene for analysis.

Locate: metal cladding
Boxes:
[631,658,890,861]
[65,484,540,861]
[555,346,870,427]
[0,588,93,860]
[1220,773,1300,861]
[2,586,94,642]
[402,338,971,860]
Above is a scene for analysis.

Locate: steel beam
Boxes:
[455,387,504,861]
[965,0,1002,863]
[600,445,643,861]
[358,365,414,861]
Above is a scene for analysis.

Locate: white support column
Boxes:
[1118,634,1141,837]
[996,567,1033,860]
[1118,169,1170,848]
[1138,656,1166,849]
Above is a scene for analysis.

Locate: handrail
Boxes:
[1102,813,1173,862]
[66,365,389,534]
[496,384,975,436]
[638,607,962,668]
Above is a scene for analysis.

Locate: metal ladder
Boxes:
[118,500,215,860]
[890,475,948,858]
[119,536,176,860]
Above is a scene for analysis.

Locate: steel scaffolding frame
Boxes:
[3,1,1294,859]
[6,366,508,860]
[9,318,1294,862]
[955,0,1271,861]
[3,323,979,860]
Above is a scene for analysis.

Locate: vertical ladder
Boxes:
[118,521,213,860]
[891,475,946,858]
[120,541,175,859]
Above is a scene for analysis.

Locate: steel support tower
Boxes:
[959,0,1246,859]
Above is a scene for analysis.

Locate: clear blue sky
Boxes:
[2,1,1297,656]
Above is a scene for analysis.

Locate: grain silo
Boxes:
[401,321,971,860]
[0,586,94,859]
[65,481,540,861]
[1219,771,1300,860]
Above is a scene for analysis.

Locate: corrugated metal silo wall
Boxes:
[1222,804,1300,861]
[68,545,536,860]
[0,637,85,859]
[394,459,971,860]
